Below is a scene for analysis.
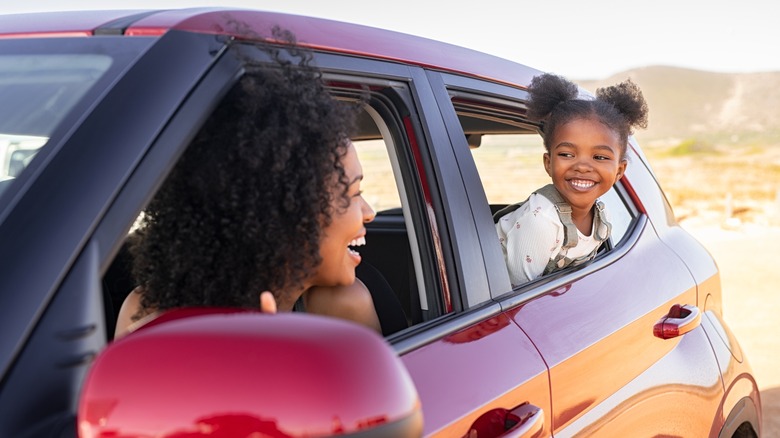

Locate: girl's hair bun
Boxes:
[526,73,579,121]
[596,79,649,131]
[526,72,649,155]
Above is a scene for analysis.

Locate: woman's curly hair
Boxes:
[130,33,357,314]
[526,73,649,158]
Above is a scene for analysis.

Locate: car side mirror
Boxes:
[78,308,422,437]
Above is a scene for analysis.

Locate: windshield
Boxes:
[0,53,112,195]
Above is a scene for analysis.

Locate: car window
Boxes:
[469,132,549,205]
[102,69,443,341]
[597,184,632,244]
[331,83,444,333]
[451,95,637,287]
[0,54,112,199]
[469,130,634,247]
[353,138,402,212]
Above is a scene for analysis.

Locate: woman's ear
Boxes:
[259,291,278,314]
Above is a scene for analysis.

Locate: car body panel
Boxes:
[507,215,714,434]
[400,308,552,437]
[0,9,542,89]
[0,10,148,38]
[559,327,723,436]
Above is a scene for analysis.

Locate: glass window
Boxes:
[454,96,636,288]
[351,101,433,331]
[329,79,443,329]
[0,54,112,196]
[353,138,401,212]
[470,132,549,206]
[470,129,633,246]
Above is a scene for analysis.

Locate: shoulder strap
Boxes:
[535,184,578,249]
[495,183,611,250]
[542,199,612,276]
[593,200,611,241]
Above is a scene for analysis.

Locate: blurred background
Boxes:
[4,0,779,433]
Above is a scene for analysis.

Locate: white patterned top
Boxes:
[496,193,603,287]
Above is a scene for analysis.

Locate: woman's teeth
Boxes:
[348,236,366,255]
[349,236,366,248]
[347,237,366,255]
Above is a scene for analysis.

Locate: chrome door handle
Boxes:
[467,403,544,438]
[653,304,701,339]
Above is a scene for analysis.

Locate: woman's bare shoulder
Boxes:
[305,279,381,333]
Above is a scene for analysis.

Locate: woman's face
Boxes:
[309,141,375,288]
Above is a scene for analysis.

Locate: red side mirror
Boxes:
[78,308,422,437]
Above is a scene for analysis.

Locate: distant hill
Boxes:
[576,66,780,146]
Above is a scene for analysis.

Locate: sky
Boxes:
[2,0,779,80]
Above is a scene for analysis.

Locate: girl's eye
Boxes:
[558,152,574,158]
[594,155,611,161]
[353,190,363,198]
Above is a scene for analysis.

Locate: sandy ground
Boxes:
[683,221,780,437]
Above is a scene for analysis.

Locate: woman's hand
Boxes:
[259,291,278,314]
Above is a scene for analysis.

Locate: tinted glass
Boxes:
[0,54,112,194]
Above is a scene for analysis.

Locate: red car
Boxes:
[0,8,761,438]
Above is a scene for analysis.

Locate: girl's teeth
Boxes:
[572,180,594,189]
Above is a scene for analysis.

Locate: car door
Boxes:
[309,53,553,437]
[432,71,726,437]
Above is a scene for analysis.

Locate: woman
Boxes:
[115,33,380,338]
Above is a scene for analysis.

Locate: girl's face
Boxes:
[544,117,627,215]
[309,141,375,288]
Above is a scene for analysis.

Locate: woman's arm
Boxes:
[304,279,382,333]
[114,287,148,339]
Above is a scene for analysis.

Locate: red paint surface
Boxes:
[79,309,420,437]
[0,8,542,89]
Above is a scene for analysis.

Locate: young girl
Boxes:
[495,73,648,286]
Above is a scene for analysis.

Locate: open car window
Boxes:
[451,94,638,288]
[103,66,444,342]
[328,78,444,335]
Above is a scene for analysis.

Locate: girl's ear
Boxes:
[616,159,628,181]
[543,153,552,177]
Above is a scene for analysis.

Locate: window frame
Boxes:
[325,76,444,333]
[436,72,643,300]
[313,55,502,350]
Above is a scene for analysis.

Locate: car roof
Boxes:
[0,8,541,89]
